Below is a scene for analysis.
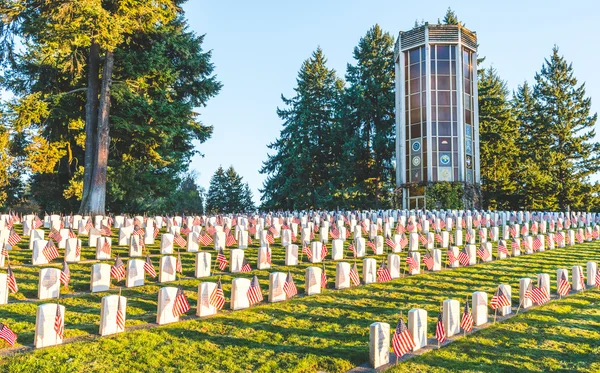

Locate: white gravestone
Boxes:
[409,251,421,275]
[499,284,512,316]
[409,232,419,251]
[156,287,180,325]
[587,262,597,286]
[387,254,400,279]
[88,228,101,247]
[118,227,133,246]
[129,235,143,257]
[38,268,61,300]
[197,282,218,317]
[355,237,366,258]
[32,240,49,265]
[91,263,111,292]
[65,238,81,262]
[408,308,427,351]
[449,246,460,268]
[99,295,126,336]
[186,232,199,253]
[432,248,442,271]
[214,231,226,251]
[285,244,299,266]
[160,234,174,255]
[472,291,488,326]
[465,244,477,265]
[310,241,322,263]
[230,249,245,273]
[268,272,287,303]
[443,299,460,338]
[363,258,377,284]
[96,237,111,260]
[126,259,145,288]
[257,247,271,270]
[305,267,322,296]
[519,278,532,309]
[335,262,351,290]
[572,265,584,291]
[195,252,211,278]
[230,278,251,311]
[34,303,65,348]
[159,255,177,283]
[369,322,390,369]
[331,239,344,260]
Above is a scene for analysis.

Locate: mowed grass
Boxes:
[1,228,600,372]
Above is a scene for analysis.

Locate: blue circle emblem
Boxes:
[440,154,450,165]
[412,141,421,152]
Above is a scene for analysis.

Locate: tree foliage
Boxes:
[206,166,254,214]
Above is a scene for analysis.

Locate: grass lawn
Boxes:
[1,229,599,372]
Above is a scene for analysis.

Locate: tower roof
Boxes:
[394,23,477,60]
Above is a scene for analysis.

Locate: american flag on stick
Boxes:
[460,301,473,332]
[101,225,112,236]
[247,275,263,305]
[350,262,360,286]
[240,258,252,273]
[320,242,328,261]
[60,261,70,287]
[531,285,549,305]
[0,323,17,347]
[422,252,434,271]
[216,249,228,271]
[321,263,327,288]
[447,249,458,265]
[54,304,64,339]
[385,236,397,250]
[377,261,392,282]
[209,280,225,310]
[176,251,183,274]
[116,295,125,331]
[283,271,297,298]
[458,248,470,267]
[391,317,415,358]
[490,287,511,309]
[144,255,157,278]
[7,265,18,293]
[110,256,126,282]
[42,239,60,262]
[172,287,191,317]
[406,255,419,272]
[435,312,446,343]
[174,234,187,248]
[7,229,21,246]
[557,272,571,296]
[347,244,356,258]
[477,246,490,262]
[302,246,312,260]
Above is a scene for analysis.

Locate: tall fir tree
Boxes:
[260,48,344,210]
[478,67,519,209]
[531,46,599,210]
[443,8,459,25]
[206,166,254,213]
[340,25,395,209]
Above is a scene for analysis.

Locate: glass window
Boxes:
[438,107,451,121]
[410,78,420,93]
[438,122,451,136]
[430,46,436,60]
[411,124,421,138]
[431,76,436,90]
[464,80,472,94]
[409,63,420,78]
[410,108,421,124]
[438,76,450,90]
[437,45,450,59]
[437,61,450,75]
[437,91,450,105]
[409,48,421,64]
[410,94,420,108]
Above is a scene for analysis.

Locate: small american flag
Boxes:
[376,262,392,282]
[172,287,191,317]
[418,234,428,246]
[435,312,446,343]
[0,323,17,347]
[49,228,62,243]
[511,239,520,252]
[116,296,125,331]
[476,247,490,262]
[557,272,571,296]
[240,258,251,273]
[391,317,415,357]
[7,264,18,293]
[54,304,64,339]
[283,272,297,298]
[144,255,157,278]
[101,225,112,236]
[578,268,585,289]
[465,231,472,243]
[532,238,542,251]
[366,241,376,254]
[531,285,549,305]
[176,252,183,274]
[247,275,263,305]
[33,216,43,229]
[60,261,70,287]
[216,249,228,271]
[385,237,396,250]
[422,252,434,271]
[396,224,406,234]
[153,226,160,238]
[174,234,187,248]
[399,234,408,249]
[509,225,517,238]
[458,249,470,266]
[320,242,328,260]
[406,255,418,272]
[302,246,312,260]
[321,264,327,288]
[180,224,191,236]
[133,226,145,237]
[266,246,272,265]
[490,287,510,309]
[447,249,458,264]
[348,244,356,258]
[497,242,509,256]
[42,239,60,262]
[68,229,77,239]
[350,262,360,286]
[576,231,584,243]
[460,302,473,332]
[7,229,21,246]
[225,234,237,247]
[209,280,225,310]
[330,227,339,239]
[110,256,126,282]
[435,232,443,244]
[101,239,111,255]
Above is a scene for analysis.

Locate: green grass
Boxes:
[1,228,600,372]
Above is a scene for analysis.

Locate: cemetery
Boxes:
[0,2,599,373]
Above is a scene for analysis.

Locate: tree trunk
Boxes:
[88,51,114,215]
[79,42,100,213]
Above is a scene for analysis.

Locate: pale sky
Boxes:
[186,1,598,203]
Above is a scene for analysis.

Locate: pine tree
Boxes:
[206,166,254,213]
[341,25,395,209]
[443,8,459,25]
[532,46,599,210]
[478,68,519,209]
[260,48,344,210]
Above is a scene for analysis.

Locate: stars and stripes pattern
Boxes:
[110,256,126,282]
[302,246,312,260]
[391,317,415,357]
[321,264,327,288]
[216,249,228,271]
[458,248,470,266]
[422,252,434,271]
[49,228,62,243]
[209,280,225,310]
[101,225,112,236]
[460,302,473,332]
[172,287,191,317]
[225,234,237,247]
[350,262,360,286]
[42,239,60,262]
[60,261,70,287]
[320,242,328,261]
[532,238,542,251]
[153,226,160,239]
[490,288,511,309]
[348,244,357,258]
[144,255,157,278]
[596,270,600,288]
[398,235,408,249]
[578,268,585,290]
[247,275,263,305]
[54,304,64,339]
[199,233,212,246]
[366,240,376,255]
[497,242,509,256]
[68,229,77,239]
[385,236,397,250]
[406,255,419,272]
[447,249,458,265]
[240,258,252,273]
[176,252,183,274]
[530,285,550,305]
[174,234,187,248]
[0,324,17,347]
[7,265,18,293]
[116,296,125,331]
[101,239,111,255]
[435,312,446,343]
[7,229,21,246]
[283,271,297,298]
[477,246,490,262]
[557,272,571,296]
[376,262,392,282]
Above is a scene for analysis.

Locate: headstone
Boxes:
[156,287,180,325]
[88,228,101,247]
[310,241,322,263]
[409,232,419,251]
[96,236,111,260]
[230,249,245,273]
[369,322,390,369]
[472,291,488,326]
[572,265,584,291]
[465,244,477,265]
[214,231,226,251]
[34,303,65,348]
[38,268,60,300]
[197,282,218,317]
[449,246,460,268]
[65,238,81,262]
[408,308,427,351]
[355,237,366,257]
[257,247,271,270]
[523,236,533,254]
[118,227,132,246]
[331,239,344,260]
[159,255,177,283]
[409,251,420,275]
[129,235,143,257]
[285,244,299,266]
[498,284,512,316]
[335,262,351,290]
[443,299,460,338]
[91,263,111,292]
[305,267,322,295]
[268,272,287,303]
[126,259,145,288]
[160,234,174,254]
[0,274,6,305]
[387,254,400,279]
[32,240,49,265]
[195,252,211,278]
[511,239,521,257]
[587,262,597,286]
[538,273,550,296]
[99,295,126,336]
[432,248,442,271]
[519,278,532,309]
[374,236,384,255]
[363,258,376,284]
[230,278,251,311]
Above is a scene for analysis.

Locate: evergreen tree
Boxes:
[478,67,519,209]
[206,166,254,213]
[340,25,396,209]
[260,48,344,210]
[532,46,599,210]
[443,8,459,25]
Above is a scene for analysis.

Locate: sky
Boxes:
[184,0,599,203]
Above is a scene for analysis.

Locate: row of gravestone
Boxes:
[368,263,598,369]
